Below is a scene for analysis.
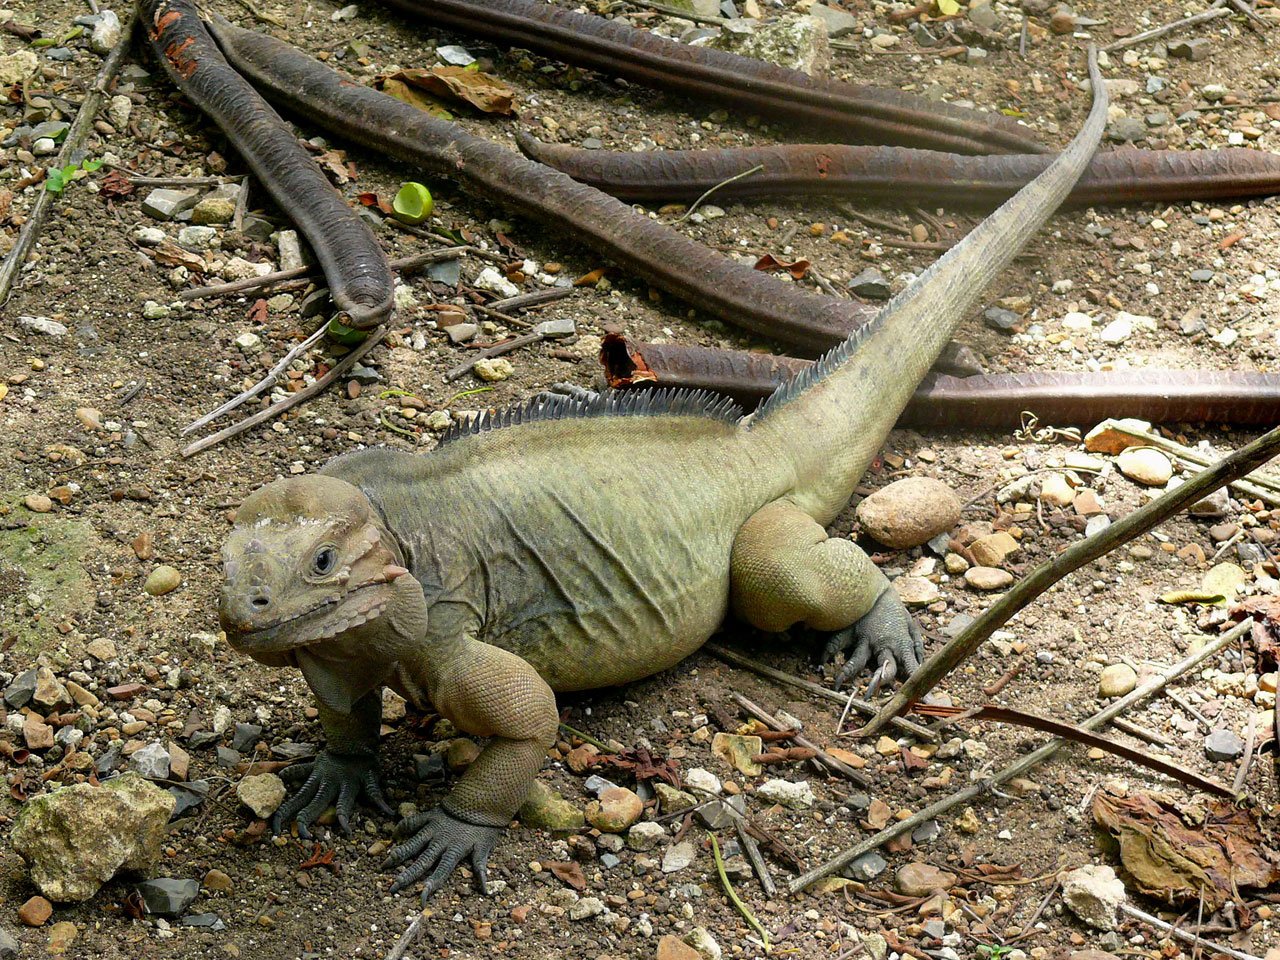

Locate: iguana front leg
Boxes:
[273,691,395,836]
[731,500,924,691]
[383,638,557,900]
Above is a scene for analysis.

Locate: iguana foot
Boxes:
[823,588,924,695]
[272,750,394,837]
[383,807,502,901]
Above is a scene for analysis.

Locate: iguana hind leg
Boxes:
[730,500,923,690]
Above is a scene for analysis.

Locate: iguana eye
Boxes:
[311,546,338,576]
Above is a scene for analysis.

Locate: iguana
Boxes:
[217,53,1106,901]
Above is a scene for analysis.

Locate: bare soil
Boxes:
[1,1,1277,958]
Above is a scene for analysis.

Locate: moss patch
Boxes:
[0,506,94,658]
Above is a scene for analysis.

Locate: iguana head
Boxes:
[219,475,420,656]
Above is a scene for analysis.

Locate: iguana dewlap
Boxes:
[218,59,1106,901]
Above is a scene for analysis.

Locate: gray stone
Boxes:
[708,15,830,76]
[179,913,225,931]
[627,821,666,851]
[4,668,37,708]
[95,740,124,776]
[167,780,209,819]
[136,878,200,916]
[108,94,132,129]
[0,926,16,960]
[848,267,891,299]
[177,225,218,250]
[276,230,305,272]
[270,742,317,761]
[1201,83,1228,102]
[12,772,175,901]
[425,258,462,286]
[695,794,746,830]
[348,363,382,385]
[413,752,446,783]
[983,306,1020,331]
[90,10,121,55]
[1106,117,1147,143]
[17,315,68,337]
[968,0,1001,30]
[130,741,171,780]
[664,0,720,15]
[568,896,605,920]
[912,820,942,844]
[30,120,69,142]
[809,3,858,36]
[662,840,697,873]
[843,851,887,881]
[1204,728,1244,762]
[215,746,240,768]
[1169,38,1211,60]
[141,188,200,221]
[599,852,620,869]
[444,322,479,344]
[436,44,475,66]
[535,317,577,338]
[236,774,286,819]
[231,722,262,752]
[1190,269,1215,282]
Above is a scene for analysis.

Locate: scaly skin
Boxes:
[219,53,1107,902]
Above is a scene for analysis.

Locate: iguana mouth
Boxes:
[225,581,394,654]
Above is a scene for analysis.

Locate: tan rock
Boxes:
[24,713,55,750]
[446,738,481,771]
[711,732,763,776]
[657,935,701,960]
[894,575,940,607]
[47,920,78,955]
[964,566,1013,591]
[18,894,53,926]
[855,477,961,549]
[969,531,1019,567]
[1039,472,1075,507]
[1117,447,1173,486]
[202,868,234,893]
[1098,663,1137,698]
[143,565,182,596]
[564,743,599,774]
[585,786,643,833]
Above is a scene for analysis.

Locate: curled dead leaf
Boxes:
[754,253,811,280]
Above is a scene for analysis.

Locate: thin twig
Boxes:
[1117,902,1264,960]
[558,721,610,752]
[704,643,936,741]
[1167,690,1212,732]
[230,0,284,26]
[790,620,1253,892]
[468,301,534,329]
[486,287,574,313]
[838,204,913,237]
[626,0,726,25]
[1111,716,1172,748]
[1101,6,1231,51]
[384,910,428,960]
[1232,713,1256,795]
[675,164,764,224]
[181,247,475,301]
[126,175,245,187]
[709,832,771,953]
[732,692,869,786]
[232,175,250,232]
[182,323,327,434]
[0,1,139,308]
[734,818,776,897]
[858,423,1280,737]
[182,329,387,457]
[443,331,544,382]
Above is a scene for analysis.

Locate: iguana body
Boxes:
[219,58,1106,900]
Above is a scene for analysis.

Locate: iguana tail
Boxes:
[745,49,1108,525]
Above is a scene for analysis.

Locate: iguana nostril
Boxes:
[252,596,269,608]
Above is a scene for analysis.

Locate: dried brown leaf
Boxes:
[547,860,586,891]
[753,253,811,280]
[387,66,515,115]
[1229,595,1280,668]
[1092,790,1280,910]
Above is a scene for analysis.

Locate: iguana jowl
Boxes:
[218,55,1106,901]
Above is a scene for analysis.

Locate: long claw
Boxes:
[272,750,393,836]
[825,588,926,693]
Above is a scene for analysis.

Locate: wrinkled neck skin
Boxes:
[248,561,432,714]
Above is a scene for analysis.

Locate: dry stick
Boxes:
[126,174,243,187]
[790,618,1252,892]
[734,817,776,897]
[468,301,533,329]
[675,163,764,223]
[1111,716,1173,748]
[486,287,574,313]
[1232,713,1257,795]
[180,247,475,301]
[858,422,1280,738]
[628,0,726,25]
[182,323,327,434]
[1168,689,1213,731]
[1118,903,1264,960]
[704,643,936,742]
[384,910,428,960]
[182,328,387,457]
[443,330,544,382]
[1102,5,1232,51]
[0,1,139,310]
[732,692,869,787]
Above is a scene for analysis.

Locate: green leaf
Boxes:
[326,316,368,346]
[45,171,66,194]
[82,158,103,172]
[31,37,55,48]
[391,181,434,225]
[936,0,961,14]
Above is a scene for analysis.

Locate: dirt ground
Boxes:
[1,0,1278,957]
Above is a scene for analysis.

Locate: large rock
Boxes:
[585,786,643,833]
[518,780,584,831]
[1061,864,1126,930]
[11,773,176,901]
[708,17,831,77]
[856,478,961,549]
